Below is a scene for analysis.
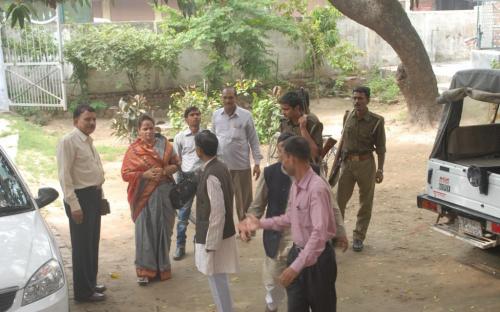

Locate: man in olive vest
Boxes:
[194,130,239,312]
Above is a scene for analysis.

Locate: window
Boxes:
[0,155,33,216]
[459,97,500,127]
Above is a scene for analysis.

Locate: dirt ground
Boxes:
[38,98,500,312]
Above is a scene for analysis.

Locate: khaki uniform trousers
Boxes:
[230,169,253,221]
[336,156,376,241]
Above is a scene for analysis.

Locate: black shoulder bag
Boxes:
[170,173,198,210]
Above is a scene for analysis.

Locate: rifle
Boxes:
[321,137,337,159]
[328,110,352,187]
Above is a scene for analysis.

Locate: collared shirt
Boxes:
[280,113,323,152]
[56,128,105,212]
[211,106,263,170]
[174,128,204,173]
[260,167,336,273]
[248,163,346,238]
[342,109,386,155]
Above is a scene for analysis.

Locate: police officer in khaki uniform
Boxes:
[278,90,323,164]
[337,86,386,252]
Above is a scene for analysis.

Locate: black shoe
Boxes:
[353,239,364,252]
[75,292,106,302]
[95,284,106,293]
[173,246,185,261]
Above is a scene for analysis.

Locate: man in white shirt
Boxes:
[173,106,203,260]
[194,130,239,312]
[211,87,263,221]
[56,104,106,302]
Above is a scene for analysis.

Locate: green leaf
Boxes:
[6,3,34,28]
[10,10,19,28]
[5,3,17,21]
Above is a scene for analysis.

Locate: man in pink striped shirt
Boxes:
[245,136,337,312]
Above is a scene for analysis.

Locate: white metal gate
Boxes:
[476,0,500,49]
[0,9,66,109]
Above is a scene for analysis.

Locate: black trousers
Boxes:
[64,186,101,299]
[286,243,337,312]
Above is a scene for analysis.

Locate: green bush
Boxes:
[64,24,181,96]
[277,2,361,81]
[251,94,281,144]
[367,69,400,102]
[90,100,107,111]
[68,100,108,113]
[491,59,500,69]
[111,95,154,142]
[327,41,362,74]
[158,0,297,89]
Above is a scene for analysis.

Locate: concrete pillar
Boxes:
[56,4,68,110]
[0,42,11,112]
[154,9,163,21]
[102,0,112,21]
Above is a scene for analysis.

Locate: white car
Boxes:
[0,146,68,312]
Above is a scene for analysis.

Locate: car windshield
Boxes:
[0,153,33,216]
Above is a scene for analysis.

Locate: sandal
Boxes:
[137,276,149,286]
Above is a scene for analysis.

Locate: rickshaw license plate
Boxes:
[458,216,482,237]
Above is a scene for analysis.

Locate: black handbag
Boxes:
[169,174,198,210]
[100,198,111,215]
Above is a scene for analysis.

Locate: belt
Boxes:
[76,185,101,191]
[345,153,373,161]
[292,241,332,252]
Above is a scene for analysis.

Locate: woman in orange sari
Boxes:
[121,115,180,285]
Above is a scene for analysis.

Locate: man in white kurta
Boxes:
[194,130,239,312]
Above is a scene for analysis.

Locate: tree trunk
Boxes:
[329,0,441,125]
